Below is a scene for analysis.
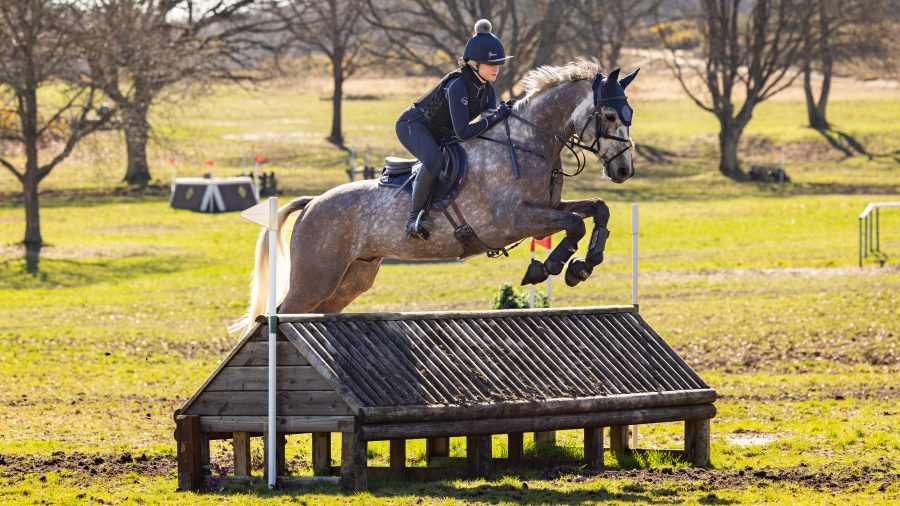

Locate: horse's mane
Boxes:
[520,58,602,102]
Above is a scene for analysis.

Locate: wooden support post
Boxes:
[685,418,711,466]
[534,431,556,445]
[175,415,205,491]
[507,433,524,463]
[609,425,630,460]
[389,439,406,476]
[466,435,493,478]
[233,432,251,477]
[584,427,604,471]
[426,437,449,464]
[312,432,332,474]
[263,433,286,479]
[341,428,367,490]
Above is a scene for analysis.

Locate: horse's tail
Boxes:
[230,196,315,338]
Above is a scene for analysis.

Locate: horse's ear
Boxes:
[619,68,640,89]
[604,68,621,90]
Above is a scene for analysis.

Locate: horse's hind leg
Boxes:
[279,250,353,314]
[313,257,382,313]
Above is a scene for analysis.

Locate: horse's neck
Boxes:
[517,81,592,160]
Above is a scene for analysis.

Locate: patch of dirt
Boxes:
[0,452,174,480]
[542,459,899,493]
[724,431,784,447]
[720,385,900,403]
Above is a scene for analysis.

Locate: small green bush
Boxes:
[491,283,550,309]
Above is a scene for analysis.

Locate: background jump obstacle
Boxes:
[169,176,258,213]
[174,305,716,491]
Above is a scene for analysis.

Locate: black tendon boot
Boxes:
[406,169,437,240]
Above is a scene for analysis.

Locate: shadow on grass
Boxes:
[0,253,201,290]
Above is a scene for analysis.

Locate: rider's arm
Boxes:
[445,78,490,141]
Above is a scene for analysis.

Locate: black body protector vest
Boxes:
[414,65,491,139]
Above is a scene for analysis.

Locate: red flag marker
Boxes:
[531,236,552,251]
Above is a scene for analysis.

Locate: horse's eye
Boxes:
[604,113,617,122]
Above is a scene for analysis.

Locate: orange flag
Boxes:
[531,236,552,251]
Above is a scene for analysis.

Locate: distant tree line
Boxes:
[1,0,896,261]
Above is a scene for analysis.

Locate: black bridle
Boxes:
[479,74,634,179]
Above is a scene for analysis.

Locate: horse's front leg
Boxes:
[556,199,611,287]
[513,203,586,286]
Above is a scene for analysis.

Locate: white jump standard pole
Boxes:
[631,203,639,449]
[266,197,278,488]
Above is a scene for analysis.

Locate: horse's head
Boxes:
[586,68,638,183]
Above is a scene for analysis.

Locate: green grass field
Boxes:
[1,71,899,504]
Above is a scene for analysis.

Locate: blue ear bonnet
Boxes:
[592,68,638,127]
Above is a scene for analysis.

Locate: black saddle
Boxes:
[378,142,468,212]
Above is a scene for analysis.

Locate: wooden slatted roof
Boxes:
[278,306,714,422]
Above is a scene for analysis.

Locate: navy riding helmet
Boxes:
[463,19,513,64]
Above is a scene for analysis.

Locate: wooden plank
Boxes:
[385,320,465,403]
[610,425,630,459]
[471,318,551,397]
[539,315,626,394]
[233,432,251,476]
[276,305,637,324]
[341,428,367,490]
[584,427,604,471]
[207,366,332,391]
[200,415,354,433]
[361,404,717,441]
[507,433,524,462]
[185,391,353,417]
[229,341,309,366]
[175,415,204,491]
[312,432,332,473]
[358,389,718,423]
[685,418,711,466]
[389,439,406,475]
[466,435,493,478]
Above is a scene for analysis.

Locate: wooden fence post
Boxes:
[312,432,332,474]
[507,433,524,463]
[466,435,493,478]
[341,428,368,490]
[175,415,206,491]
[685,418,711,466]
[609,425,630,460]
[426,437,450,464]
[389,439,406,476]
[584,427,604,471]
[233,432,251,477]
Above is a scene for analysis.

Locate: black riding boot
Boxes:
[406,167,437,240]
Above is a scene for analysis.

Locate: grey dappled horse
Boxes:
[233,59,637,336]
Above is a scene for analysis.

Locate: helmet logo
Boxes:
[488,51,497,58]
[461,97,469,106]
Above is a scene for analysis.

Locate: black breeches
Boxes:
[396,107,443,179]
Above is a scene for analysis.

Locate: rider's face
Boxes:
[473,62,501,82]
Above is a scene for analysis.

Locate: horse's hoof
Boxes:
[565,257,592,287]
[520,259,549,285]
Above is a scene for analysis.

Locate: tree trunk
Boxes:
[328,56,344,146]
[23,170,42,257]
[803,64,829,130]
[122,104,152,186]
[718,119,745,180]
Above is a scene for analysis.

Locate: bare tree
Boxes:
[271,0,371,146]
[659,0,807,179]
[570,0,663,68]
[364,0,575,97]
[85,0,272,187]
[0,0,113,260]
[800,0,893,130]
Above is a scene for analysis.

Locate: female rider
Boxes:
[395,19,513,240]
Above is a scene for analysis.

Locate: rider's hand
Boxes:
[503,99,517,107]
[497,101,512,119]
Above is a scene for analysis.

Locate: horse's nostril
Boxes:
[617,167,629,180]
